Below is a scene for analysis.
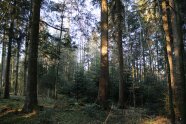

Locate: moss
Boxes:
[0,96,107,124]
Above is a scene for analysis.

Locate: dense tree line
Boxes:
[0,0,185,123]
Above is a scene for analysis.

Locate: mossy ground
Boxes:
[0,95,106,124]
[0,95,173,124]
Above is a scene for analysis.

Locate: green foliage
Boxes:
[35,109,56,124]
[60,61,99,102]
[109,65,119,101]
[60,80,74,95]
[83,103,105,119]
[84,74,98,102]
[84,64,100,102]
[142,78,167,115]
[0,96,23,109]
[38,67,56,90]
[72,66,86,99]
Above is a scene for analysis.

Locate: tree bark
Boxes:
[115,0,126,108]
[22,0,42,112]
[161,0,175,123]
[14,38,21,95]
[4,21,14,99]
[23,1,32,95]
[169,0,186,122]
[23,35,29,96]
[0,29,6,94]
[97,0,109,107]
[164,46,175,124]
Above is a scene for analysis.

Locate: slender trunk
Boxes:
[139,58,142,82]
[14,40,21,95]
[97,0,109,107]
[136,59,139,82]
[149,49,152,74]
[161,0,175,123]
[23,36,29,96]
[138,18,143,82]
[1,30,6,91]
[132,61,136,108]
[11,56,15,92]
[156,36,159,81]
[4,21,14,99]
[22,0,42,112]
[142,42,146,82]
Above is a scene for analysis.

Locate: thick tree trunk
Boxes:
[115,0,126,108]
[23,0,32,95]
[169,0,186,122]
[97,0,109,107]
[22,0,42,112]
[161,0,175,123]
[4,22,14,99]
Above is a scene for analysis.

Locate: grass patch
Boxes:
[0,95,107,124]
[1,95,173,124]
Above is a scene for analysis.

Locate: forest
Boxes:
[0,0,185,123]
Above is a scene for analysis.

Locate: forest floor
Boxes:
[0,95,172,124]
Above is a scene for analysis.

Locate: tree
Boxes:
[22,0,42,112]
[4,0,15,98]
[14,32,22,95]
[161,0,175,123]
[23,31,29,96]
[0,29,6,95]
[169,0,186,123]
[114,0,126,108]
[97,0,109,107]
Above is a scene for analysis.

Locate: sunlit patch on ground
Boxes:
[0,107,17,117]
[141,116,170,124]
[22,110,37,118]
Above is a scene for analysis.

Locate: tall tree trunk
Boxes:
[116,0,126,108]
[14,39,21,95]
[22,0,42,112]
[11,55,15,92]
[164,45,175,124]
[169,0,186,122]
[155,34,159,81]
[23,0,32,95]
[4,21,14,99]
[97,0,109,107]
[23,36,29,96]
[0,29,6,94]
[138,17,144,82]
[161,0,175,123]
